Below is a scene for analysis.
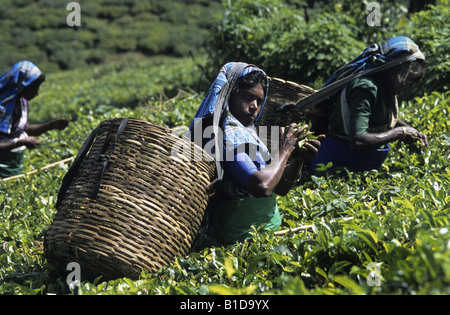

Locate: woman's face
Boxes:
[228,82,265,127]
[21,82,42,101]
[388,61,425,95]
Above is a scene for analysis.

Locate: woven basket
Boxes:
[44,118,216,280]
[257,77,333,138]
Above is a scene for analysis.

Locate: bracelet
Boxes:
[283,161,304,184]
[283,174,301,184]
[401,127,407,140]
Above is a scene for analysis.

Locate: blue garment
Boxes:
[0,61,42,134]
[309,137,390,172]
[221,113,271,198]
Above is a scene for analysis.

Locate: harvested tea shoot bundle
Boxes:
[294,123,317,150]
[289,123,326,163]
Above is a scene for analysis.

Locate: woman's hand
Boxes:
[278,123,309,157]
[279,123,324,162]
[19,136,42,149]
[294,134,326,162]
[51,118,69,130]
[401,126,428,147]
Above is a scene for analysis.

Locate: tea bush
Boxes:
[0,58,448,295]
[401,4,450,95]
[204,0,449,93]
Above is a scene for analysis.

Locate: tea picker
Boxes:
[258,36,428,173]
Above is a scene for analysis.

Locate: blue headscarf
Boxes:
[189,62,269,149]
[0,61,43,134]
[191,62,269,124]
[323,36,425,87]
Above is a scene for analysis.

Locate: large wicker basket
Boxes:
[44,118,216,280]
[258,77,333,136]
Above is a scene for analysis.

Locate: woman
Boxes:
[310,36,427,172]
[190,62,323,247]
[0,61,68,178]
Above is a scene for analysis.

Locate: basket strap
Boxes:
[55,124,100,208]
[294,53,419,112]
[91,117,129,199]
[55,117,130,207]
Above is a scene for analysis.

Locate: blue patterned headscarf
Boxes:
[189,62,270,150]
[0,61,43,134]
[191,62,269,124]
[323,36,425,87]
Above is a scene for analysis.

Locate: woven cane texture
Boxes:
[44,118,216,280]
[257,77,316,128]
[257,77,334,148]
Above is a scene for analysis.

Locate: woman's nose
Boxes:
[249,100,258,110]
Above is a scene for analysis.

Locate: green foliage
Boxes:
[204,0,365,86]
[0,58,448,295]
[204,0,449,93]
[0,0,448,296]
[30,57,203,128]
[400,4,450,95]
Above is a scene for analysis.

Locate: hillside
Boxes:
[0,0,223,72]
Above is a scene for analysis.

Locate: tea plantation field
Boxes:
[0,57,449,295]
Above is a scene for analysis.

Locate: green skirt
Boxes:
[194,196,281,249]
[0,149,25,178]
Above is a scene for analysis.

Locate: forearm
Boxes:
[26,118,68,136]
[274,136,323,195]
[396,120,410,127]
[350,127,404,151]
[244,125,322,197]
[0,140,18,152]
[245,150,291,198]
[0,136,41,152]
[273,159,304,196]
[26,122,54,136]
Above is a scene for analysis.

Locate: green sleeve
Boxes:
[346,78,379,136]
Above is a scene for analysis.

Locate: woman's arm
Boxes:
[245,124,322,198]
[26,118,68,136]
[349,124,428,151]
[0,136,41,152]
[274,135,324,196]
